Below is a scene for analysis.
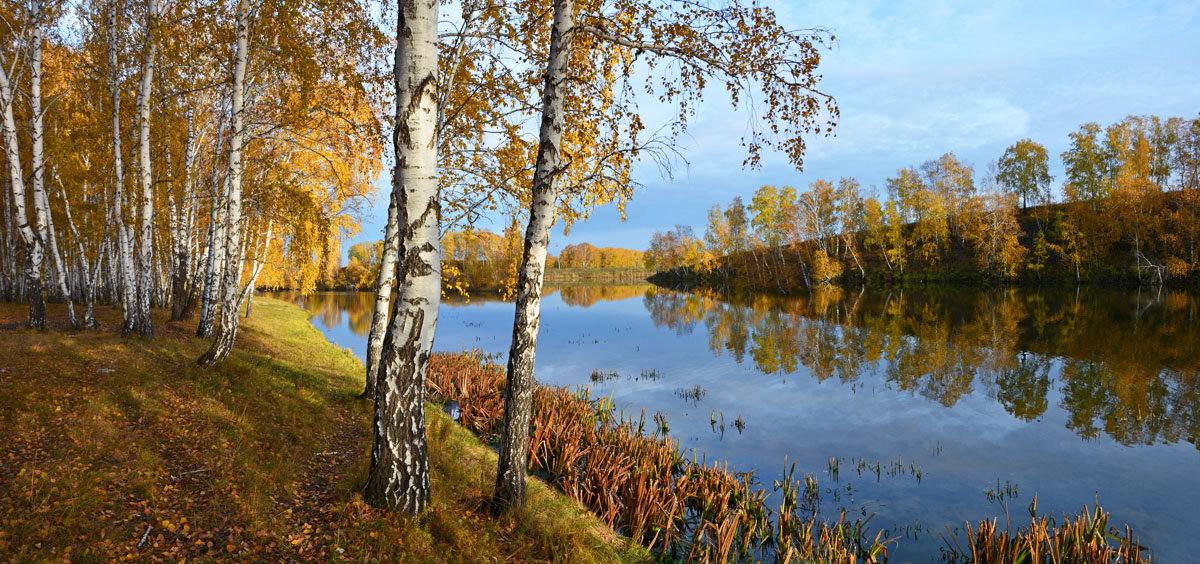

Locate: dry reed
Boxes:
[426,351,1151,564]
[427,351,887,562]
[941,495,1150,563]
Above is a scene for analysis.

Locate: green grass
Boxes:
[0,297,649,563]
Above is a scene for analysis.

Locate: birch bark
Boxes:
[27,1,77,327]
[171,110,197,320]
[1,169,12,301]
[0,42,46,328]
[131,0,160,336]
[196,173,229,336]
[361,191,399,398]
[198,0,251,365]
[108,5,139,336]
[363,0,439,515]
[492,0,575,512]
[238,220,271,318]
[58,184,98,328]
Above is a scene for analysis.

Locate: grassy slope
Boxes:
[0,298,649,563]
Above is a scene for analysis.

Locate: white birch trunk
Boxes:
[238,220,271,318]
[363,0,439,515]
[492,0,575,512]
[27,0,76,328]
[361,191,400,398]
[197,173,230,337]
[104,231,119,304]
[58,184,98,328]
[1,170,13,301]
[0,44,46,328]
[186,186,198,280]
[108,5,139,336]
[130,0,160,335]
[171,109,197,320]
[199,0,251,365]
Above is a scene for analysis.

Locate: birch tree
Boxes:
[130,0,159,336]
[492,0,837,511]
[106,2,141,337]
[0,0,50,328]
[0,0,384,331]
[362,0,556,398]
[197,0,251,365]
[27,0,79,328]
[491,0,574,509]
[998,139,1052,210]
[360,191,397,399]
[362,0,439,515]
[169,109,200,321]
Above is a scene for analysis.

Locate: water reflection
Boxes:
[556,285,650,307]
[270,284,1200,560]
[281,285,1200,450]
[644,286,1200,450]
[289,285,649,325]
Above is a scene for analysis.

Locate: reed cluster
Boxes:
[943,497,1149,564]
[426,352,1151,563]
[427,352,888,562]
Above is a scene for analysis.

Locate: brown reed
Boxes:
[942,495,1150,564]
[426,351,1150,564]
[427,351,887,562]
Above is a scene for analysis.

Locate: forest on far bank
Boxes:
[646,114,1200,289]
[317,229,646,293]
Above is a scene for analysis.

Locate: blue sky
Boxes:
[343,0,1200,259]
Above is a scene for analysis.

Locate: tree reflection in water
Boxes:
[553,285,650,308]
[275,285,1200,450]
[643,285,1200,450]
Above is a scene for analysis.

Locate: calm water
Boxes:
[268,285,1200,562]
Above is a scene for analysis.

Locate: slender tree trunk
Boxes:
[1,171,11,302]
[197,174,229,337]
[171,110,197,320]
[238,220,271,317]
[103,233,118,305]
[40,190,74,319]
[492,0,574,513]
[108,5,139,336]
[794,243,812,288]
[58,184,98,329]
[363,0,439,516]
[130,0,160,335]
[843,233,865,279]
[26,0,77,328]
[186,185,198,279]
[168,191,185,318]
[1134,231,1142,284]
[362,191,400,399]
[199,0,252,365]
[1,172,14,301]
[154,229,168,306]
[0,46,46,327]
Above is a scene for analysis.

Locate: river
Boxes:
[267,284,1200,562]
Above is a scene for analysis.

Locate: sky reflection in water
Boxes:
[268,285,1200,562]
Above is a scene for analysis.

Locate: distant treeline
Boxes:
[647,114,1200,289]
[316,228,644,293]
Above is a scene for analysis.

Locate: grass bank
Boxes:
[0,298,648,563]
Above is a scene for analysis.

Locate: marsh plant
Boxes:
[675,384,708,405]
[427,351,1151,563]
